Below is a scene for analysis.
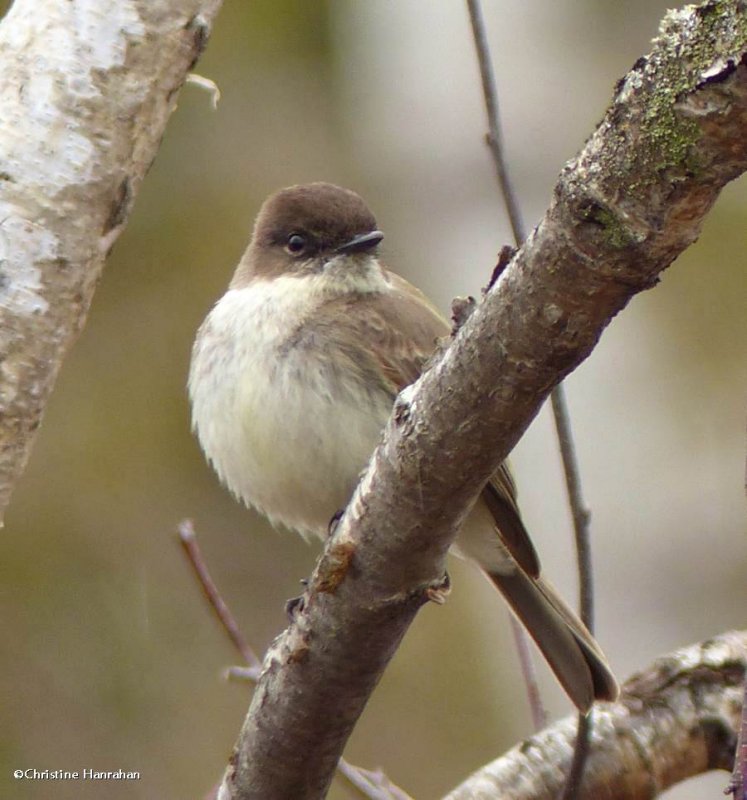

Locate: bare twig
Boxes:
[177,519,411,800]
[466,1,596,789]
[560,712,592,800]
[550,389,594,628]
[551,389,594,799]
[177,519,262,676]
[225,666,259,683]
[337,761,415,800]
[508,615,548,731]
[465,0,526,245]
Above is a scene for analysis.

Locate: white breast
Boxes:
[188,272,393,539]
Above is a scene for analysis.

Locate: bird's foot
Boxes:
[285,578,309,620]
[285,594,305,620]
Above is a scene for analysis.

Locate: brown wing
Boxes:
[367,270,450,390]
[482,466,540,578]
[487,570,618,710]
[313,268,539,573]
[307,269,449,397]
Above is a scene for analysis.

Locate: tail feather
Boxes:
[487,569,618,712]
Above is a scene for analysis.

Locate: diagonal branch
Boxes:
[444,630,747,800]
[220,3,747,798]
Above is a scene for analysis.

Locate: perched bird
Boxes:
[189,182,618,712]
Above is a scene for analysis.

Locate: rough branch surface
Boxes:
[445,631,746,800]
[219,3,747,799]
[0,0,223,523]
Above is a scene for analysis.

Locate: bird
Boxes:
[188,181,618,712]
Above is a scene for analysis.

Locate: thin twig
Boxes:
[551,389,594,800]
[550,390,594,628]
[465,0,526,244]
[465,2,595,792]
[177,519,411,800]
[177,519,262,675]
[336,760,391,800]
[561,712,592,800]
[357,768,415,800]
[509,615,548,731]
[337,760,416,800]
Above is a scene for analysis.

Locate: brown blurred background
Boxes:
[1,1,745,798]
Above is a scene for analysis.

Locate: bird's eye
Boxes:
[286,234,307,254]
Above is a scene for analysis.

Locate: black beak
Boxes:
[336,230,384,254]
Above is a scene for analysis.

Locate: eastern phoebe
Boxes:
[189,182,618,712]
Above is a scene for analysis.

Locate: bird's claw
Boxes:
[285,593,305,620]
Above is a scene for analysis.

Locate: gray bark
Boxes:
[445,631,746,799]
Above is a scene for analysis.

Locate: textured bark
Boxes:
[445,631,746,800]
[219,3,747,799]
[0,0,223,523]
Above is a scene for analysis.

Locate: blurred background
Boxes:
[1,1,745,798]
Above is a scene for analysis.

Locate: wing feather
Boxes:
[310,268,539,574]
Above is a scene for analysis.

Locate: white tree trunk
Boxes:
[0,0,222,522]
